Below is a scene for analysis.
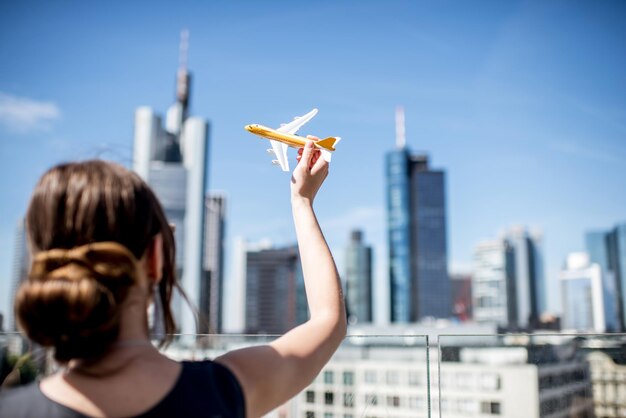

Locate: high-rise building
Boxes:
[344,230,373,324]
[386,107,450,322]
[559,252,606,332]
[244,245,306,334]
[585,222,626,331]
[8,219,29,332]
[472,226,545,329]
[132,30,209,336]
[200,193,226,334]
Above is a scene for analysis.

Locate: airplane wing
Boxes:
[270,139,290,171]
[266,108,318,171]
[276,108,318,135]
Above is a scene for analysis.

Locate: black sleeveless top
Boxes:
[0,360,245,418]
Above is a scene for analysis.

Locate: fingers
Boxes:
[310,149,329,175]
[298,140,315,169]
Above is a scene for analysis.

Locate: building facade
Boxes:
[472,226,546,330]
[8,219,29,332]
[559,252,606,332]
[450,273,473,322]
[344,230,373,324]
[132,31,209,336]
[586,347,626,418]
[244,245,306,334]
[295,338,594,418]
[386,107,450,322]
[586,223,626,332]
[200,193,226,334]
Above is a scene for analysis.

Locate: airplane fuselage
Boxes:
[245,124,335,151]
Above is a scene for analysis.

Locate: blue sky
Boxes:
[1,0,625,324]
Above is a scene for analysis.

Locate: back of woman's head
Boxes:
[15,160,178,362]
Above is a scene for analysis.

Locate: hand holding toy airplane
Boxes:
[244,108,341,171]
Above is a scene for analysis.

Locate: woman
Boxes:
[0,140,346,417]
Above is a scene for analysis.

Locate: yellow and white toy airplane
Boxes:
[245,108,341,171]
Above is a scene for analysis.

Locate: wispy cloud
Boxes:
[549,140,625,164]
[0,92,61,133]
[321,205,384,231]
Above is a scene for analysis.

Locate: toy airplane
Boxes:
[244,108,341,171]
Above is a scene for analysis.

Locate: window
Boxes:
[386,370,399,385]
[364,370,377,383]
[481,401,501,415]
[325,391,334,405]
[409,396,422,410]
[386,395,401,407]
[479,373,501,390]
[408,371,421,386]
[456,372,472,389]
[324,414,333,418]
[365,394,378,406]
[343,393,354,407]
[324,370,334,384]
[306,390,315,403]
[343,371,354,386]
[306,412,315,418]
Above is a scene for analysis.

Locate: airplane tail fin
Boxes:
[315,136,340,152]
[315,137,341,162]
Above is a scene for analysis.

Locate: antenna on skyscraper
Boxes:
[179,29,189,71]
[395,106,406,149]
[176,29,191,113]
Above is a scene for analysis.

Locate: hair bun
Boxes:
[16,242,141,362]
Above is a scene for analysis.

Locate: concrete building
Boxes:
[472,226,546,330]
[386,106,450,322]
[344,230,373,324]
[559,252,606,332]
[132,30,209,336]
[584,340,626,418]
[295,335,594,418]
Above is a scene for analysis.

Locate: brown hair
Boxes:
[14,160,179,362]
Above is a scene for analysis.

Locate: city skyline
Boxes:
[1,1,625,324]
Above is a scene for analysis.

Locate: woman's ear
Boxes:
[145,233,164,283]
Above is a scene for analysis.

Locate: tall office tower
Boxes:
[472,226,546,329]
[8,219,30,332]
[450,272,473,322]
[585,223,626,331]
[244,245,306,334]
[559,253,606,332]
[133,30,209,336]
[200,193,226,334]
[344,230,373,324]
[386,106,450,322]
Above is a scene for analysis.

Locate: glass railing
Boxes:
[2,331,625,417]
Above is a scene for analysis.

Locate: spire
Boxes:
[395,106,406,149]
[176,29,191,111]
[178,29,189,71]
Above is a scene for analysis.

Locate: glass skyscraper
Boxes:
[200,193,227,334]
[344,230,373,324]
[133,31,209,336]
[586,222,626,331]
[244,245,305,334]
[386,108,450,322]
[472,226,546,329]
[559,253,606,332]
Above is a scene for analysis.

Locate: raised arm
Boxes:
[216,140,347,418]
